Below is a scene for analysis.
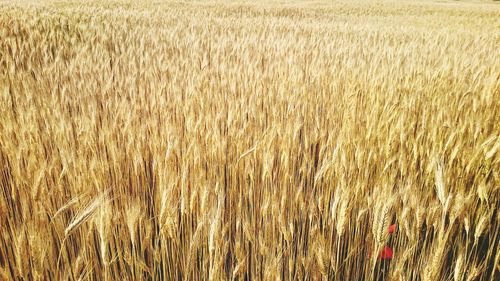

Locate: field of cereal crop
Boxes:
[0,0,499,280]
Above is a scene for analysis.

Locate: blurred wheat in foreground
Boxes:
[0,0,499,280]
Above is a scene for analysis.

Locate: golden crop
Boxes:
[0,0,499,280]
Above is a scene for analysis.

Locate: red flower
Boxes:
[378,246,393,260]
[388,224,396,234]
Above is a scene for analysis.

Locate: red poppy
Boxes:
[378,246,393,260]
[388,224,396,234]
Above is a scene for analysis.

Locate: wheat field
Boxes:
[0,0,499,280]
